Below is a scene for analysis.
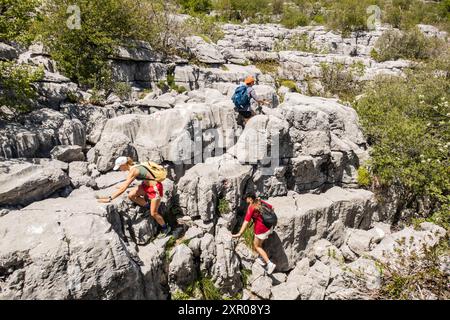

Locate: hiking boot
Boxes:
[256,257,267,267]
[157,225,172,239]
[266,261,276,275]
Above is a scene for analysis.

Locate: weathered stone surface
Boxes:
[211,227,243,297]
[0,160,70,207]
[0,43,18,60]
[168,244,196,293]
[265,187,377,271]
[0,188,145,299]
[0,109,86,159]
[51,145,85,163]
[177,155,252,222]
[271,282,300,300]
[68,161,98,189]
[89,101,238,172]
[185,36,225,64]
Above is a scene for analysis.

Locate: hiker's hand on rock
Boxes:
[232,233,241,238]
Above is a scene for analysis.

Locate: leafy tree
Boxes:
[35,0,160,89]
[0,0,40,43]
[0,61,44,117]
[353,56,450,224]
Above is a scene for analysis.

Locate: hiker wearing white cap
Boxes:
[97,156,171,238]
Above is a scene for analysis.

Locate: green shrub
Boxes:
[185,14,225,44]
[213,0,271,22]
[243,224,255,250]
[357,166,372,188]
[326,0,369,37]
[254,60,280,75]
[279,79,300,93]
[372,28,447,62]
[177,0,212,14]
[0,0,39,43]
[0,61,44,117]
[353,58,449,224]
[164,237,177,263]
[375,237,449,300]
[113,83,133,101]
[217,198,231,216]
[274,33,323,53]
[320,61,365,101]
[173,273,224,300]
[280,7,309,29]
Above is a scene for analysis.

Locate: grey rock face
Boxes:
[0,43,18,60]
[0,188,146,299]
[68,161,98,189]
[90,100,239,172]
[185,36,225,64]
[265,187,378,271]
[0,159,70,207]
[0,108,86,159]
[177,155,252,222]
[168,244,196,293]
[51,145,85,163]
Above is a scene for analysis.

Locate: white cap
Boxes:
[113,156,128,171]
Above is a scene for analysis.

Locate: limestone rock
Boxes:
[0,188,145,299]
[51,145,85,163]
[0,160,70,207]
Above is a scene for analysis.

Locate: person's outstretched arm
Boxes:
[97,169,136,203]
[232,221,250,238]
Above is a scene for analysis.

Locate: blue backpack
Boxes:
[232,85,251,111]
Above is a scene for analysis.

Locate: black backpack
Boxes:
[260,202,277,229]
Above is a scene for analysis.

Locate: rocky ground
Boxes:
[0,22,447,300]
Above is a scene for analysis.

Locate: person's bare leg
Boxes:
[150,198,166,227]
[254,237,270,263]
[128,186,147,207]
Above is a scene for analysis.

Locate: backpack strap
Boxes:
[133,163,156,181]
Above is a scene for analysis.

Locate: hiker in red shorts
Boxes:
[232,192,276,274]
[97,156,171,238]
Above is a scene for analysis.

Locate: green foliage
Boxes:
[164,237,177,263]
[254,60,280,75]
[0,0,40,43]
[243,223,255,250]
[177,0,212,13]
[213,0,271,22]
[278,79,300,93]
[372,28,447,62]
[217,198,231,216]
[185,14,225,44]
[0,61,44,117]
[320,61,365,101]
[280,7,309,29]
[274,33,323,53]
[357,166,372,188]
[171,290,192,300]
[173,273,224,300]
[375,237,449,300]
[326,0,369,37]
[241,268,252,287]
[35,0,155,88]
[113,82,132,101]
[353,57,450,223]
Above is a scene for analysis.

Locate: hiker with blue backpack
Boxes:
[232,76,270,125]
[232,192,278,274]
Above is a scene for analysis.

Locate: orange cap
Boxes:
[244,76,255,85]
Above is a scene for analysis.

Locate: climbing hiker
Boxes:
[97,156,172,238]
[232,76,270,125]
[232,192,277,275]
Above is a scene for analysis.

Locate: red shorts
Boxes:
[139,182,163,200]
